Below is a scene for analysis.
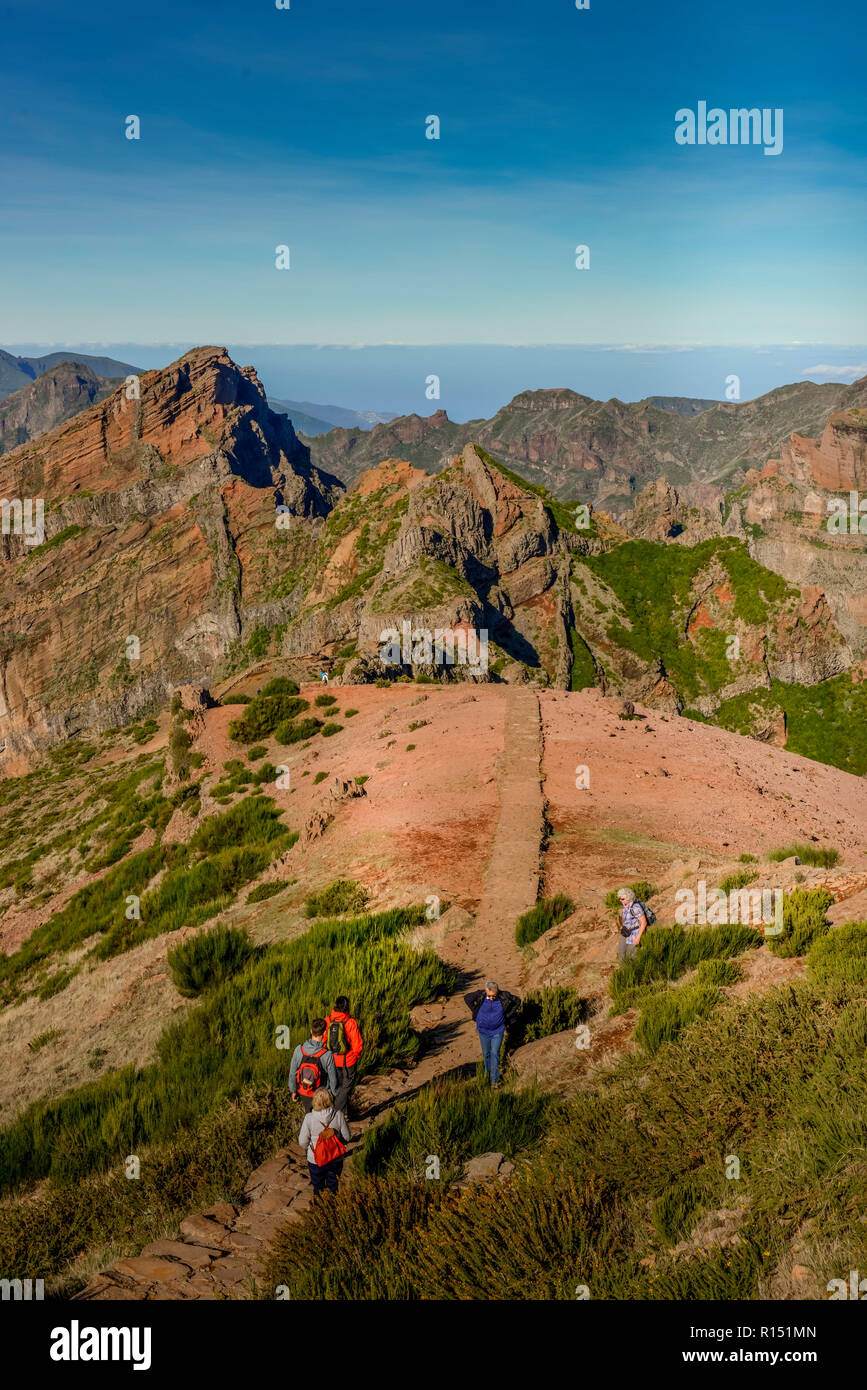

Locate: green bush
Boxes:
[304,879,369,918]
[168,925,255,997]
[695,957,741,987]
[321,722,343,738]
[315,694,337,707]
[246,881,288,904]
[767,887,833,958]
[634,983,722,1055]
[718,870,758,895]
[274,717,322,745]
[515,894,575,947]
[610,922,760,1009]
[355,1077,552,1183]
[344,708,359,718]
[510,987,587,1047]
[247,745,268,761]
[229,686,307,743]
[807,921,867,989]
[767,844,839,868]
[312,771,328,785]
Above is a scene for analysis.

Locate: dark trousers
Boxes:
[308,1157,343,1199]
[333,1063,357,1113]
[297,1094,313,1114]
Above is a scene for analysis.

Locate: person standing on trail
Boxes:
[298,1088,350,1201]
[325,996,364,1115]
[289,1020,338,1114]
[616,887,648,964]
[319,669,329,684]
[464,980,521,1087]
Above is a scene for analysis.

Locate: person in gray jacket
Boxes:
[289,1019,338,1113]
[298,1088,351,1200]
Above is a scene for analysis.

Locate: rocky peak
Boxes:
[762,409,867,493]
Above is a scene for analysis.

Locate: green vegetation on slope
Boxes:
[0,905,453,1197]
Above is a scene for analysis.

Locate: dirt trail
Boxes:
[74,687,547,1301]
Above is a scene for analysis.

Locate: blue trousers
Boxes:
[479,1028,505,1083]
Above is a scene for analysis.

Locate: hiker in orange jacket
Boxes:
[325,996,363,1114]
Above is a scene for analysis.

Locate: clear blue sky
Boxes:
[1,0,865,347]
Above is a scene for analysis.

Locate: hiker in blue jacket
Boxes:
[464,979,521,1087]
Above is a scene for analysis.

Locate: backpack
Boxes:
[327,1016,350,1056]
[296,1045,327,1098]
[638,902,656,926]
[313,1111,347,1167]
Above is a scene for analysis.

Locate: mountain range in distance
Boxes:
[265,395,397,435]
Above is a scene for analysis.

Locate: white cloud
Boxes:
[800,363,867,381]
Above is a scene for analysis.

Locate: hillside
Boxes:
[0,348,139,401]
[0,361,120,455]
[1,680,865,1300]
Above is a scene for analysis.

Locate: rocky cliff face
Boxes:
[0,347,344,760]
[730,408,867,659]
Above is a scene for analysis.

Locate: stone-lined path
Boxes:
[75,687,546,1301]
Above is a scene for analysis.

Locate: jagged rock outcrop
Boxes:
[0,348,344,761]
[734,409,867,659]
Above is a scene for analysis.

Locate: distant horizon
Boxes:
[4,341,865,424]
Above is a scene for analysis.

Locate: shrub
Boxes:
[767,844,840,868]
[610,923,760,1007]
[304,879,369,918]
[168,926,255,997]
[223,693,251,704]
[247,745,268,761]
[274,717,322,745]
[355,1077,552,1183]
[344,709,359,718]
[229,687,308,743]
[315,694,337,707]
[312,771,328,785]
[807,921,867,990]
[738,853,757,864]
[767,887,833,958]
[634,982,721,1055]
[246,881,288,905]
[515,894,575,948]
[718,869,759,895]
[695,957,741,987]
[321,722,343,738]
[510,987,587,1047]
[262,678,300,697]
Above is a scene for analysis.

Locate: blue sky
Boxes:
[1,0,865,357]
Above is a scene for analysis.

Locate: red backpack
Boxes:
[313,1110,347,1166]
[296,1045,327,1098]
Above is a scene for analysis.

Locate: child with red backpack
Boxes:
[298,1087,351,1200]
[289,1020,338,1114]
